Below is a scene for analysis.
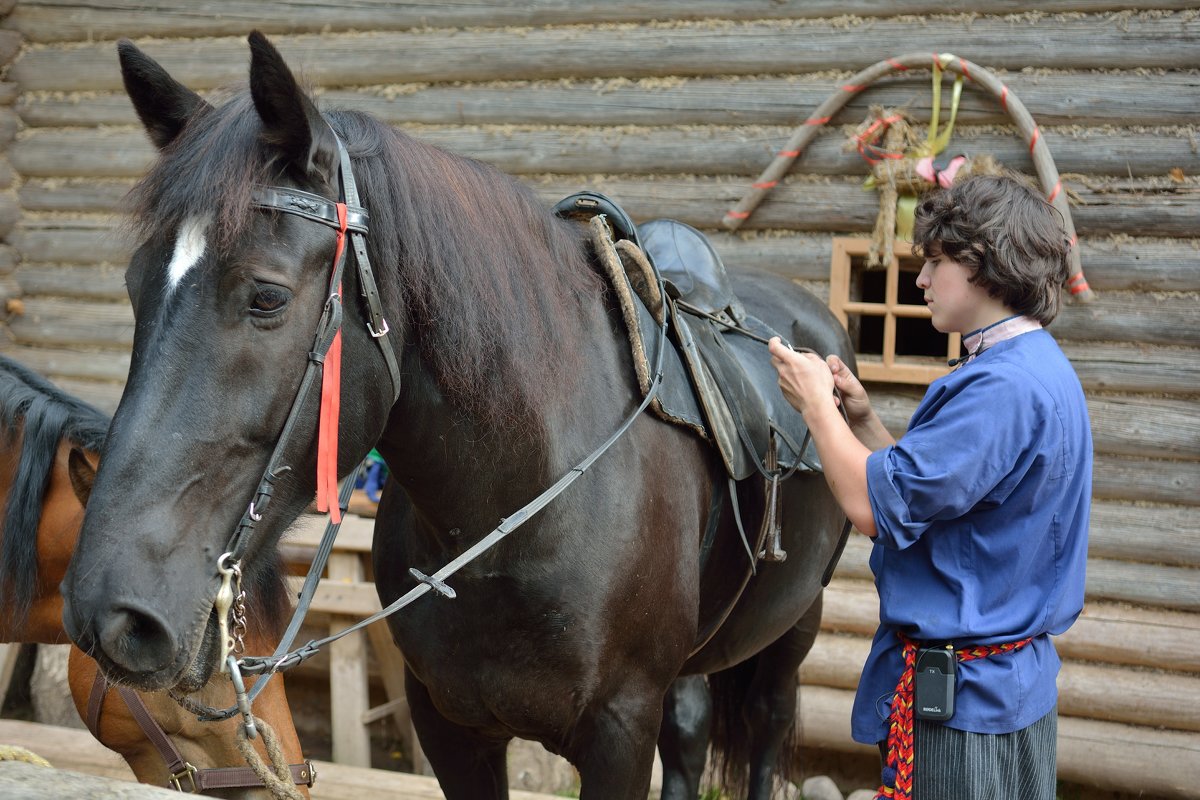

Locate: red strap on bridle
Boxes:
[315,203,348,523]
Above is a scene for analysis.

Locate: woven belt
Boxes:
[875,631,1033,800]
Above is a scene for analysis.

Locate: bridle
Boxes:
[188,123,668,742]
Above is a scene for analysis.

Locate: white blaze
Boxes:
[166,216,209,291]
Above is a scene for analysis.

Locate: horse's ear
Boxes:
[117,39,209,150]
[247,30,338,186]
[67,447,98,507]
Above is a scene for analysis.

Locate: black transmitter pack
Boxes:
[914,645,957,722]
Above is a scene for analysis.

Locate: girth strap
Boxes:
[86,672,315,793]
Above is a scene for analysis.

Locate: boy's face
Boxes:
[916,244,1011,334]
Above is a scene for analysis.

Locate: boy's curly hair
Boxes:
[912,174,1071,325]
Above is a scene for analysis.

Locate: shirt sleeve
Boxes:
[866,364,1049,550]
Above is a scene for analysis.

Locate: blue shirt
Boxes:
[851,329,1091,743]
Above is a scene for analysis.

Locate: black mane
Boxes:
[128,89,604,431]
[0,356,109,622]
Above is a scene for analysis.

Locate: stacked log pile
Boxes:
[0,2,1196,796]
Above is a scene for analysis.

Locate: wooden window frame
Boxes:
[828,237,961,385]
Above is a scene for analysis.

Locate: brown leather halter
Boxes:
[86,671,314,793]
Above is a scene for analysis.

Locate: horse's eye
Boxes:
[250,284,291,317]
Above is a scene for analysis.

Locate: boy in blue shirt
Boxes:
[769,174,1091,799]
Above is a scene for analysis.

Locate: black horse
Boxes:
[62,33,851,799]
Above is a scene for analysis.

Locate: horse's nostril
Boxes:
[98,604,177,674]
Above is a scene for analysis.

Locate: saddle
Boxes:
[554,193,823,565]
[553,193,820,483]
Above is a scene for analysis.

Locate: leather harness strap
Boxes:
[87,671,314,793]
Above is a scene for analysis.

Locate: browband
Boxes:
[251,186,369,234]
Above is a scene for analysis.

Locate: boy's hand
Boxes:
[827,354,871,425]
[768,337,835,416]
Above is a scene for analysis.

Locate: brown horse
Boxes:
[0,355,310,798]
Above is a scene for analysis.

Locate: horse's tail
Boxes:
[706,654,799,798]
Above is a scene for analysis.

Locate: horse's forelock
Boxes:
[126,89,279,256]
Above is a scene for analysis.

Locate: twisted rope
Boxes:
[0,745,52,768]
[234,716,306,800]
[874,632,1033,800]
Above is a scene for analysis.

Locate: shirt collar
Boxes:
[957,315,1043,366]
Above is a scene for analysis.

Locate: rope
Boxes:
[0,745,52,768]
[874,632,1032,800]
[722,51,1093,302]
[234,716,306,800]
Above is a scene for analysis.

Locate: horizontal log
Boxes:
[1087,500,1200,568]
[8,0,1198,43]
[0,342,130,383]
[16,185,1200,293]
[521,177,1200,240]
[1092,453,1200,506]
[0,244,17,274]
[1057,341,1200,394]
[796,685,1200,798]
[0,192,17,239]
[871,387,1200,460]
[6,296,133,348]
[835,535,1200,611]
[45,376,123,415]
[801,632,1200,732]
[821,578,1200,674]
[0,81,16,106]
[8,221,129,264]
[14,264,128,300]
[18,167,1198,242]
[22,71,1200,129]
[10,14,1200,92]
[13,124,1199,180]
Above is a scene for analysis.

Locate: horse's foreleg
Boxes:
[404,666,511,800]
[658,674,712,800]
[744,592,824,800]
[568,686,663,800]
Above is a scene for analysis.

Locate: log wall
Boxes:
[0,2,1196,796]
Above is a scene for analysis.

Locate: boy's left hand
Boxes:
[769,337,835,415]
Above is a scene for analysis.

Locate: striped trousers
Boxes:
[884,705,1058,800]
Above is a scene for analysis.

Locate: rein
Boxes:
[196,128,668,738]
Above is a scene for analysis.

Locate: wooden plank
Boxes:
[12,124,1200,179]
[46,378,123,415]
[835,535,1200,611]
[8,0,1198,43]
[327,553,372,767]
[821,578,1200,674]
[8,221,130,265]
[795,686,1200,799]
[21,72,1200,129]
[10,14,1200,92]
[800,632,1200,732]
[286,512,375,553]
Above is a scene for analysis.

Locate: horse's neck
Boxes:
[377,294,630,522]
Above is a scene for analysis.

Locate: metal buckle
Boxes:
[368,318,390,338]
[169,763,198,792]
